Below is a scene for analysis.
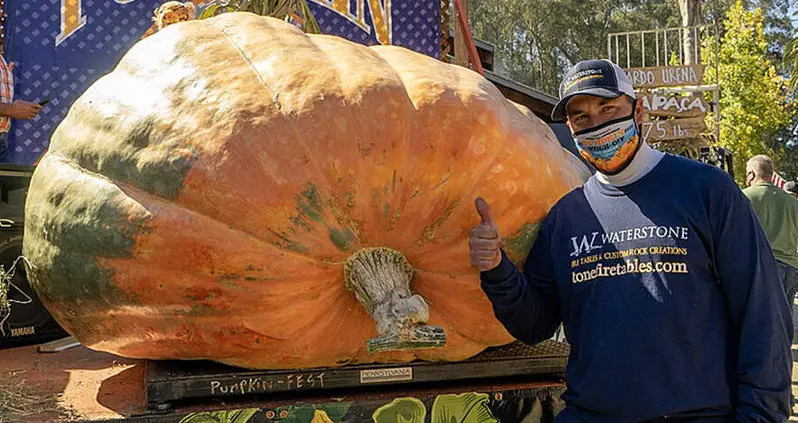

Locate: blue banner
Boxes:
[3,0,440,166]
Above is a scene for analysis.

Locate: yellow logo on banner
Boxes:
[311,0,392,45]
[59,0,392,47]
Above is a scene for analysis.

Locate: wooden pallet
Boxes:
[145,340,569,408]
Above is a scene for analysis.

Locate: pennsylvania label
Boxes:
[360,367,413,384]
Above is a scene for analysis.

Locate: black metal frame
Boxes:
[145,340,569,409]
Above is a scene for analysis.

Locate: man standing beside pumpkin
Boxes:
[471,59,792,422]
[0,52,42,162]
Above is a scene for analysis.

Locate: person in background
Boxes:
[743,155,798,314]
[141,1,197,40]
[784,180,798,199]
[743,155,798,411]
[743,155,798,326]
[472,59,792,422]
[0,51,41,162]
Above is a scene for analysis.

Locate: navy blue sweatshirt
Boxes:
[481,155,792,422]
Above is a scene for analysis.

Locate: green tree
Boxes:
[705,0,794,72]
[468,0,680,95]
[786,33,798,88]
[704,1,794,183]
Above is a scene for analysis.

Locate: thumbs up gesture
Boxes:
[470,197,503,271]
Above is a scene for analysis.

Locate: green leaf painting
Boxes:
[276,403,353,423]
[372,397,427,423]
[431,393,499,423]
[179,408,259,423]
[372,393,498,423]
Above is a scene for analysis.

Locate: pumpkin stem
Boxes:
[344,247,446,354]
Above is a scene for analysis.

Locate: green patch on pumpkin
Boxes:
[282,181,361,252]
[268,229,309,254]
[329,227,355,251]
[22,159,147,308]
[297,182,324,223]
[50,105,199,200]
[186,303,216,317]
[220,279,246,291]
[416,201,459,246]
[503,221,543,261]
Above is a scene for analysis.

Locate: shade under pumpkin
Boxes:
[22,12,589,370]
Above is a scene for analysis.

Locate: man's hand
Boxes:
[470,197,503,271]
[5,100,42,120]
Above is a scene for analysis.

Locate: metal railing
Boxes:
[607,25,709,69]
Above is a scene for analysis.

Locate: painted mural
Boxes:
[176,387,566,423]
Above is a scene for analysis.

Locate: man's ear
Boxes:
[633,97,644,124]
[565,116,576,134]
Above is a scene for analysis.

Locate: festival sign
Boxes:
[622,63,709,143]
[625,65,705,88]
[641,117,707,142]
[4,0,440,166]
[640,93,709,118]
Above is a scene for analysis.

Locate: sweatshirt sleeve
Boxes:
[710,176,793,422]
[480,218,562,345]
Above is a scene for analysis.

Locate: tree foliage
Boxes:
[706,0,794,72]
[468,0,681,95]
[704,1,794,183]
[786,33,798,88]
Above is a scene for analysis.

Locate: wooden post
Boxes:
[454,0,468,67]
[451,0,483,75]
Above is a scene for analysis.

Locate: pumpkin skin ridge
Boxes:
[200,16,341,197]
[44,63,203,202]
[29,155,354,352]
[288,33,426,249]
[84,285,361,361]
[115,174,326,265]
[95,198,379,360]
[412,273,513,346]
[96,202,356,345]
[305,36,415,247]
[24,155,153,262]
[98,255,342,307]
[180,17,377,251]
[368,47,530,255]
[363,46,446,245]
[167,17,346,239]
[393,100,578,264]
[22,155,154,341]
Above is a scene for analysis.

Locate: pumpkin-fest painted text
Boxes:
[209,373,325,395]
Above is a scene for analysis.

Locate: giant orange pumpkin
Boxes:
[23,12,589,369]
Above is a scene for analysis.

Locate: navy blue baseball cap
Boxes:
[551,59,636,121]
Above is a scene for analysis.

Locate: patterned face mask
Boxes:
[573,112,641,175]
